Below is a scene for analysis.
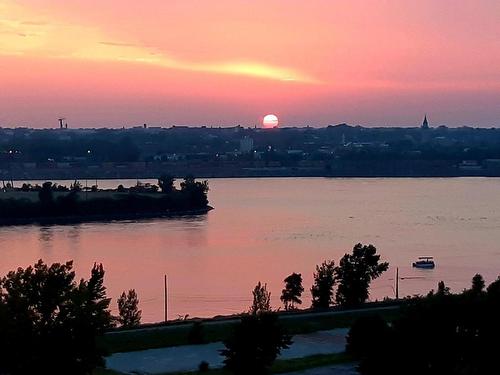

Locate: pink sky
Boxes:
[1,0,499,128]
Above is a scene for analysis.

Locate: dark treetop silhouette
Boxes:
[0,260,113,375]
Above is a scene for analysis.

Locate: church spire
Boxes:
[422,114,429,129]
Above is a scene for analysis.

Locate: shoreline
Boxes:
[0,206,213,227]
[4,174,500,182]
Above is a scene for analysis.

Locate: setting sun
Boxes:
[263,114,279,128]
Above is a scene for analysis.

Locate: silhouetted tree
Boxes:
[180,176,209,207]
[158,174,175,193]
[486,276,500,298]
[334,244,389,307]
[436,280,451,296]
[117,289,142,328]
[311,260,336,309]
[38,181,54,205]
[220,313,292,375]
[280,273,304,310]
[0,260,113,374]
[70,180,82,192]
[471,273,485,295]
[250,282,271,315]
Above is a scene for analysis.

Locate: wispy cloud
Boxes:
[0,1,318,83]
[99,41,140,48]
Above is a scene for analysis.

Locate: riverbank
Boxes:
[3,159,500,180]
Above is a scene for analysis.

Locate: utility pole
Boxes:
[395,267,399,300]
[164,274,168,322]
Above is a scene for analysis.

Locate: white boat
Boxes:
[412,256,435,269]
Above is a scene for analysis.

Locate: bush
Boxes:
[347,315,391,358]
[188,321,205,344]
[221,313,292,375]
[352,275,500,375]
[198,361,210,372]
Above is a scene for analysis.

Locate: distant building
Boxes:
[422,115,429,129]
[239,136,254,153]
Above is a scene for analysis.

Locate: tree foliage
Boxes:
[349,274,500,375]
[250,282,271,315]
[346,314,392,374]
[220,313,292,375]
[334,243,389,307]
[280,273,304,310]
[471,273,485,295]
[117,289,142,328]
[311,260,336,309]
[38,181,54,205]
[0,260,113,375]
[180,176,209,207]
[158,174,175,193]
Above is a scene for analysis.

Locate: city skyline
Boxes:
[1,0,499,128]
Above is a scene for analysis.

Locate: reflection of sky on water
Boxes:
[1,177,500,322]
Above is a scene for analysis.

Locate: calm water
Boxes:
[1,178,500,322]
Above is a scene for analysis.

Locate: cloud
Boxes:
[20,21,48,26]
[0,1,318,83]
[99,41,140,48]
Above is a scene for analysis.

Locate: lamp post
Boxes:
[164,274,168,323]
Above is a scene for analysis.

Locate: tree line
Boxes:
[0,175,209,222]
[251,243,388,314]
[346,274,500,375]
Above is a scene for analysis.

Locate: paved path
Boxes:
[106,328,349,374]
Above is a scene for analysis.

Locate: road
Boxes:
[106,328,349,374]
[282,363,359,375]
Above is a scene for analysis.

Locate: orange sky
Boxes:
[1,0,499,127]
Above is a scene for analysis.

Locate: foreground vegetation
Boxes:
[0,175,209,224]
[0,261,113,375]
[347,274,500,375]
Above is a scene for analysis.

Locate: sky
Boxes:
[0,0,499,128]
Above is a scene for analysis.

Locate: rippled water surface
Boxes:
[1,178,499,322]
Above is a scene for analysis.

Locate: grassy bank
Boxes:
[100,305,400,354]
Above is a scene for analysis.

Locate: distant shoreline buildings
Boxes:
[2,118,500,180]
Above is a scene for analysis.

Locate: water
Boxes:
[1,177,499,322]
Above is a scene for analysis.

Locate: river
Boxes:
[1,177,499,322]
